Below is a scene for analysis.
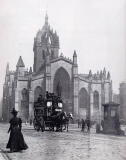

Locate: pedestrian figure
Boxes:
[101,120,104,131]
[25,119,27,125]
[96,123,100,133]
[77,119,81,128]
[6,108,28,152]
[29,118,32,126]
[86,118,90,132]
[81,119,85,132]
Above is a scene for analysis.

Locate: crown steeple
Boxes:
[34,13,59,72]
[45,13,48,26]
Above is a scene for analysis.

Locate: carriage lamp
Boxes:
[47,101,52,107]
[58,102,62,108]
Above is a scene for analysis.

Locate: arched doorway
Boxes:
[21,88,29,122]
[79,88,89,118]
[53,67,71,113]
[34,86,43,102]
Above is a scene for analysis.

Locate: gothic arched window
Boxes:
[22,88,28,101]
[79,88,89,108]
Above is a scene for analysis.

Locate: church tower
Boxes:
[33,14,59,73]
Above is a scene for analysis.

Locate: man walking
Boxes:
[81,119,85,132]
[86,118,90,132]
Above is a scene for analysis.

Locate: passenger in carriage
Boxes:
[37,94,43,103]
[46,91,49,99]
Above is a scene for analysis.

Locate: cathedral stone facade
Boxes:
[2,14,112,122]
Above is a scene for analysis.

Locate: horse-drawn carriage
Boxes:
[33,92,72,132]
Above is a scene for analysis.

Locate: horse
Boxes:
[49,111,64,132]
[47,112,73,132]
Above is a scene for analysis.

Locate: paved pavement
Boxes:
[0,152,6,160]
[0,123,126,160]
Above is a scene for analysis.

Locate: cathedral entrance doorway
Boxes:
[53,67,72,113]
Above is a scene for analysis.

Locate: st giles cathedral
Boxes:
[2,14,112,122]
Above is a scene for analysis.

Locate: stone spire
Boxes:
[16,56,25,77]
[45,13,48,26]
[16,56,25,67]
[89,70,92,77]
[107,72,110,80]
[29,67,32,74]
[73,50,78,75]
[73,50,77,65]
[103,67,106,78]
[6,62,9,75]
[100,70,103,79]
[73,50,77,57]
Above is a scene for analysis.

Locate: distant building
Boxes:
[119,82,126,121]
[113,93,120,104]
[2,64,15,121]
[2,14,112,122]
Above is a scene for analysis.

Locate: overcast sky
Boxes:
[0,0,126,102]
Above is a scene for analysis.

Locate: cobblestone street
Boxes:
[0,123,126,160]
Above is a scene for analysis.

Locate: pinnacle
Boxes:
[73,50,77,57]
[16,56,25,67]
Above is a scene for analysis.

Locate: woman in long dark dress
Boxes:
[6,108,28,152]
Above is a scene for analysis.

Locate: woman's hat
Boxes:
[11,108,18,115]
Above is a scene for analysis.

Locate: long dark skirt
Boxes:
[6,127,28,152]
